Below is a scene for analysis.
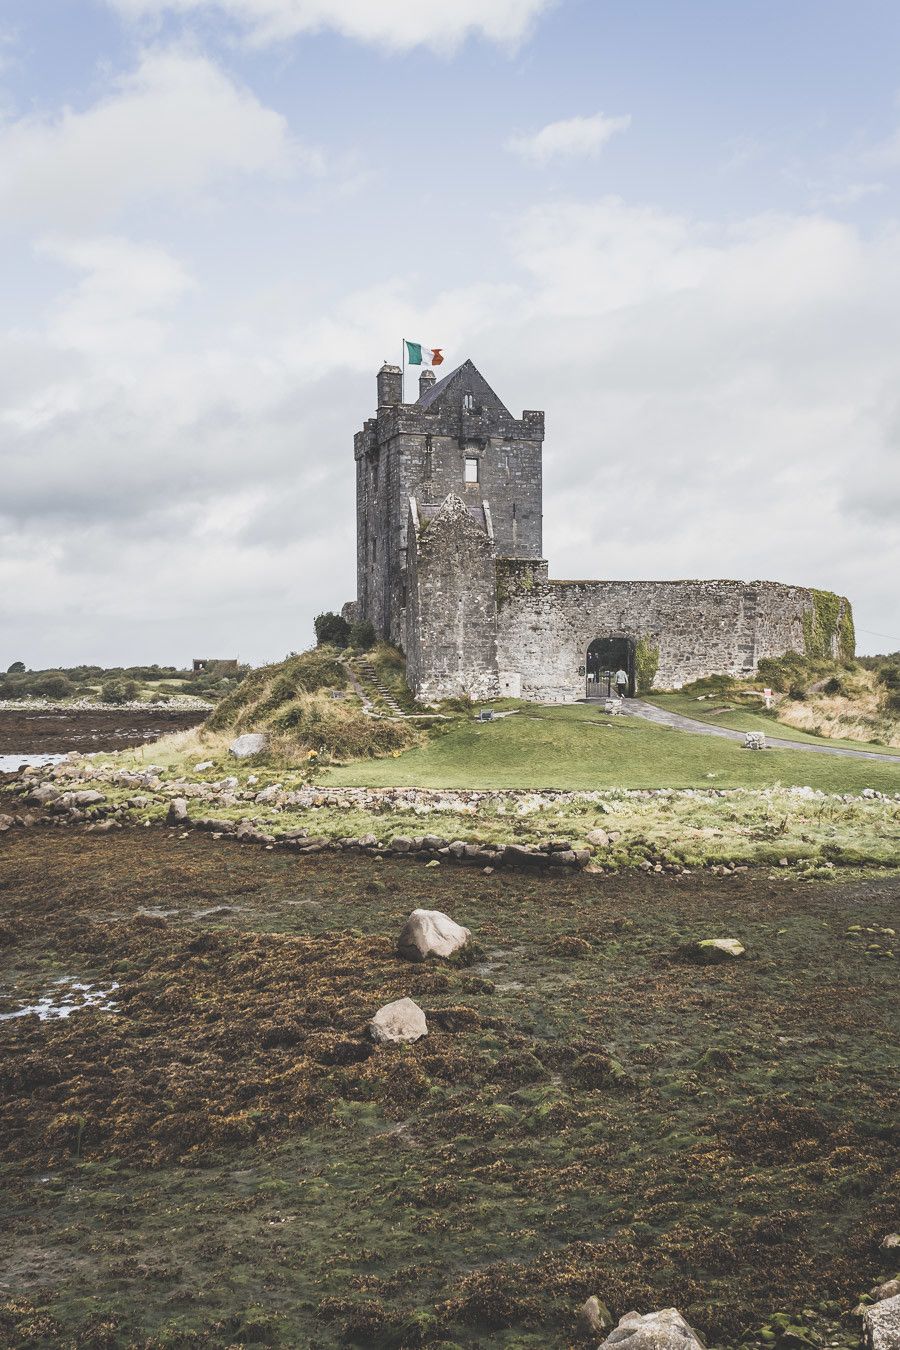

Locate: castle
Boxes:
[348,359,853,702]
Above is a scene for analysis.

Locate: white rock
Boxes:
[397,908,472,962]
[368,997,428,1045]
[872,1280,900,1303]
[229,733,267,759]
[602,1307,705,1348]
[255,784,283,804]
[194,760,214,772]
[881,1234,900,1250]
[586,828,610,848]
[864,1294,900,1350]
[696,938,745,961]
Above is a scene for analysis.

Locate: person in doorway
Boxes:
[615,668,628,699]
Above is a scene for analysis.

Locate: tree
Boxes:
[314,611,351,648]
[349,619,376,651]
[6,661,25,674]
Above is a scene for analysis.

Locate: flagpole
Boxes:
[401,337,405,403]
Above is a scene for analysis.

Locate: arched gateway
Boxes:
[585,636,634,700]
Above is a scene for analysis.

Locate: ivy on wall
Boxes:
[803,589,855,664]
[634,638,660,694]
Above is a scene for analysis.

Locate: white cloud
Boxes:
[506,112,631,166]
[105,0,555,51]
[0,48,309,228]
[2,198,900,666]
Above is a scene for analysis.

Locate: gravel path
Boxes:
[627,699,900,763]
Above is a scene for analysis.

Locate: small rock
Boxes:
[881,1234,900,1250]
[255,785,282,804]
[167,798,189,824]
[194,760,214,772]
[578,1295,613,1336]
[194,905,236,918]
[368,997,428,1045]
[871,1280,900,1303]
[601,1307,705,1348]
[397,909,472,962]
[863,1294,900,1350]
[586,828,610,848]
[0,815,13,832]
[229,733,267,759]
[694,938,745,962]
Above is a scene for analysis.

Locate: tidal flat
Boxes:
[0,828,897,1348]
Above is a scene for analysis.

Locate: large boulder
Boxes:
[167,798,188,824]
[229,733,267,759]
[368,997,428,1045]
[864,1294,900,1350]
[397,908,472,962]
[601,1308,705,1348]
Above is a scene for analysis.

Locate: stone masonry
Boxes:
[351,360,853,702]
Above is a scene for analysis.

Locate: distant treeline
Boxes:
[0,661,249,704]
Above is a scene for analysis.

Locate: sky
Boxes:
[1,0,899,668]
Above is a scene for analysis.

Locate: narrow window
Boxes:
[372,536,377,561]
[465,456,479,484]
[463,393,475,413]
[424,433,433,480]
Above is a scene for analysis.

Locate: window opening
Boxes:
[463,393,475,413]
[465,457,479,484]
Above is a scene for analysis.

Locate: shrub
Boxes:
[6,661,25,674]
[634,639,660,695]
[29,672,77,699]
[822,676,845,696]
[349,619,377,651]
[314,612,351,648]
[101,679,138,705]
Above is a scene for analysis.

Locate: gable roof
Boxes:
[416,358,512,418]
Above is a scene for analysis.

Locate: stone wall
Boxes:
[355,361,544,648]
[494,563,852,700]
[405,495,500,702]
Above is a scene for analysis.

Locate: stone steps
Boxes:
[353,659,405,716]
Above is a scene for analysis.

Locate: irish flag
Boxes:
[405,340,444,367]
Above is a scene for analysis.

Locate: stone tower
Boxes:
[354,359,545,645]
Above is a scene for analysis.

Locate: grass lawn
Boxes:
[645,692,897,755]
[322,705,900,794]
[1,831,897,1349]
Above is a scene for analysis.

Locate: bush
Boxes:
[6,661,25,674]
[349,619,377,651]
[314,612,350,648]
[101,679,138,705]
[822,676,845,696]
[29,672,77,699]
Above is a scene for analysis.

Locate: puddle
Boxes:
[0,978,120,1022]
[0,753,67,773]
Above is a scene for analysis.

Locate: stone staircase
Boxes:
[352,658,405,717]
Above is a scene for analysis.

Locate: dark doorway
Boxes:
[585,636,634,699]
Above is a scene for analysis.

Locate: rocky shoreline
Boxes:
[3,757,898,877]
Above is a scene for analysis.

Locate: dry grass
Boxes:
[776,673,900,748]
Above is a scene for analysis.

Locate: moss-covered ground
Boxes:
[1,830,897,1348]
[319,706,900,794]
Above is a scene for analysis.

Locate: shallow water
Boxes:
[0,752,66,772]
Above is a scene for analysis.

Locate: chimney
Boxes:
[377,362,402,408]
[419,368,436,399]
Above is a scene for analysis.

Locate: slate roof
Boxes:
[415,358,512,418]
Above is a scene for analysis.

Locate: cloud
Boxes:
[105,0,556,52]
[0,48,309,228]
[506,112,631,166]
[2,198,900,666]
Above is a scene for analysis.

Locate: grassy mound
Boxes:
[654,659,900,750]
[205,648,420,763]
